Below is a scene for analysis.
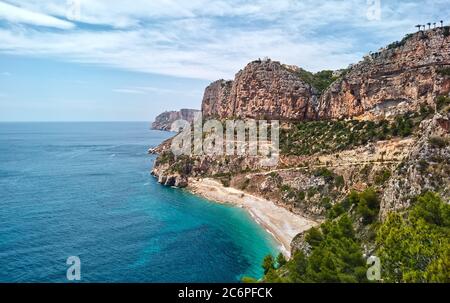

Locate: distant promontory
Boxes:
[151,109,200,131]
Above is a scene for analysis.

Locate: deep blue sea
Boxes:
[0,122,278,282]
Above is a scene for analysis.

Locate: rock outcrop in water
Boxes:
[152,109,200,131]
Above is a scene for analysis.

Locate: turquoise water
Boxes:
[0,122,278,282]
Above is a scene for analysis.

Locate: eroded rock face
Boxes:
[202,80,233,119]
[380,113,450,218]
[202,29,450,122]
[152,109,200,131]
[151,29,450,215]
[318,28,450,120]
[202,59,319,120]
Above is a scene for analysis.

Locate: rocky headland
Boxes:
[150,27,450,263]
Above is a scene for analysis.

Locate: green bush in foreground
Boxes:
[262,192,448,283]
[265,215,367,283]
[377,192,450,283]
[327,188,380,223]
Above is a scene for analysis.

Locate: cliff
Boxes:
[202,28,450,121]
[318,27,450,120]
[202,60,319,120]
[151,108,200,131]
[151,28,450,265]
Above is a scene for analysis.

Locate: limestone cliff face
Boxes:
[201,80,233,119]
[202,59,319,120]
[152,109,200,131]
[380,113,450,218]
[318,28,450,120]
[151,28,450,223]
[202,28,450,121]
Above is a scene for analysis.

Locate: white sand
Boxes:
[188,178,319,258]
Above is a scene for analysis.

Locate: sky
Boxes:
[0,0,449,122]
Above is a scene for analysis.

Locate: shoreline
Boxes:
[188,178,319,258]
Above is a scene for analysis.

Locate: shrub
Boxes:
[268,215,367,283]
[321,197,333,210]
[334,175,345,189]
[314,168,334,182]
[239,178,251,190]
[327,203,346,220]
[262,255,275,275]
[444,26,450,37]
[156,151,174,165]
[326,192,356,219]
[356,188,380,224]
[392,116,414,137]
[241,276,258,283]
[377,192,450,283]
[276,253,287,268]
[436,95,450,111]
[437,68,450,77]
[326,189,380,223]
[429,136,449,148]
[305,227,324,248]
[374,169,392,185]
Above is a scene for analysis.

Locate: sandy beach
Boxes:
[188,178,319,258]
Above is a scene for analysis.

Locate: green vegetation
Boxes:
[355,188,380,224]
[374,168,392,185]
[280,114,424,156]
[156,151,175,165]
[392,115,414,137]
[264,215,367,283]
[326,201,348,220]
[437,68,450,77]
[241,276,258,283]
[262,192,448,283]
[293,69,337,94]
[280,184,305,204]
[444,26,450,37]
[213,172,232,187]
[282,103,437,156]
[168,155,194,174]
[239,178,251,190]
[313,168,345,189]
[279,169,344,210]
[386,33,413,50]
[436,95,450,112]
[276,253,287,268]
[377,192,450,282]
[262,255,275,275]
[327,188,380,224]
[429,136,449,149]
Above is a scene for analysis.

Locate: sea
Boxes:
[0,122,279,282]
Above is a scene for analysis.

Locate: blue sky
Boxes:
[0,0,449,121]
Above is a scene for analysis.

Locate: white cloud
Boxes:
[0,21,361,80]
[0,0,448,80]
[0,1,74,29]
[1,71,11,76]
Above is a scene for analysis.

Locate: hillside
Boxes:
[151,108,200,131]
[151,27,450,282]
